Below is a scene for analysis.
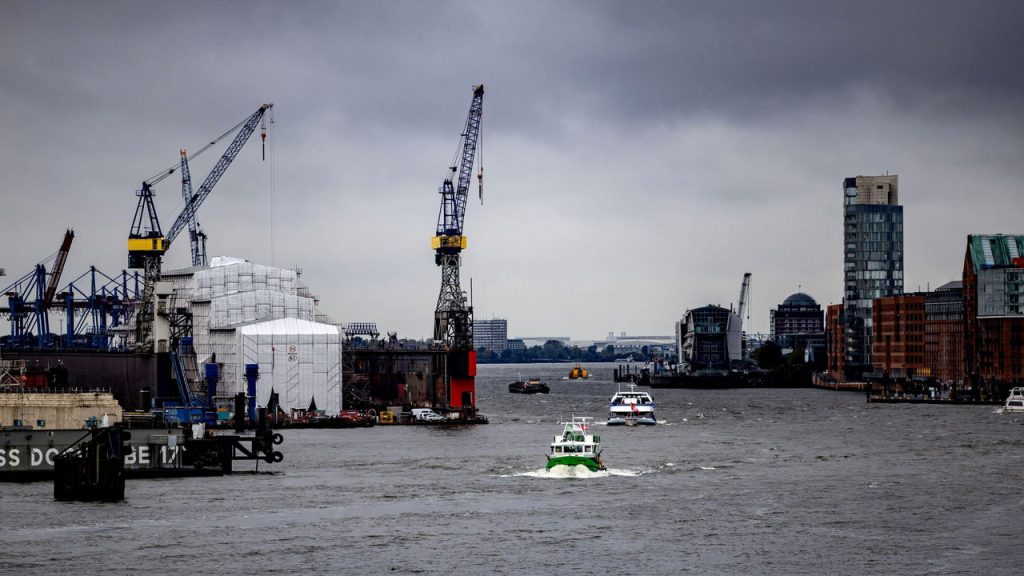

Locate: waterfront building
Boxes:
[825,304,845,380]
[593,333,676,358]
[963,235,1024,388]
[924,281,964,385]
[473,318,508,352]
[842,175,904,379]
[677,305,734,372]
[770,292,825,360]
[871,293,926,379]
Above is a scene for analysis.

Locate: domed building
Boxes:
[770,292,825,362]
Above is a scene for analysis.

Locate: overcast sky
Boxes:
[2,1,1022,341]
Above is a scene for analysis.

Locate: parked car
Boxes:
[410,408,445,422]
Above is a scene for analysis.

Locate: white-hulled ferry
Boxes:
[607,383,656,426]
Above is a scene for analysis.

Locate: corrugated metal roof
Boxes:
[968,235,1024,271]
[238,317,340,335]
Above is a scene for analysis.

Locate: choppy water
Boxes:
[2,362,1022,575]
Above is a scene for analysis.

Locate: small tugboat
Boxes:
[607,383,656,426]
[568,363,589,379]
[509,377,550,394]
[1002,387,1024,413]
[546,416,604,471]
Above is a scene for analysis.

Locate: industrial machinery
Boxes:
[728,272,752,367]
[128,103,272,352]
[1,229,74,348]
[178,149,208,267]
[431,85,484,413]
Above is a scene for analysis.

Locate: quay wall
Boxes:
[0,392,122,429]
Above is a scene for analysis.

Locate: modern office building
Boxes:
[963,235,1024,388]
[842,175,904,379]
[677,305,735,372]
[473,318,508,352]
[770,292,825,355]
[924,281,964,385]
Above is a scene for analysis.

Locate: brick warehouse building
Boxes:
[871,293,927,380]
[963,235,1024,395]
[924,281,964,385]
[825,304,845,380]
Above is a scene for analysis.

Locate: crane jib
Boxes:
[164,104,272,245]
[434,86,483,243]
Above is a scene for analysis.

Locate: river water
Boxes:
[1,362,1022,575]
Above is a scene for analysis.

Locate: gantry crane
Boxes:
[431,85,484,412]
[128,103,272,351]
[0,229,75,348]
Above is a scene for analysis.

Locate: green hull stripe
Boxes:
[546,455,603,471]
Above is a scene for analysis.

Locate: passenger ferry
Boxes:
[546,416,604,471]
[606,383,656,426]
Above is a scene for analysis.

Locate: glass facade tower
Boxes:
[843,175,903,378]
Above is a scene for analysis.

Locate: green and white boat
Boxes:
[546,416,605,471]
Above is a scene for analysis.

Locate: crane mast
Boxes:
[127,103,272,351]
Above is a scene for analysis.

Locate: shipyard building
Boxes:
[164,256,343,415]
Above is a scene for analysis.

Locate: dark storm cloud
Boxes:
[2,1,1023,338]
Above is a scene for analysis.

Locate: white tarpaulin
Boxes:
[171,257,343,415]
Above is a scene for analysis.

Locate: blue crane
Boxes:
[178,149,208,267]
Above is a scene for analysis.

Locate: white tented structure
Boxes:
[165,256,342,415]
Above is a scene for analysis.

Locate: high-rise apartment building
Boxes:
[843,175,904,379]
[473,318,508,352]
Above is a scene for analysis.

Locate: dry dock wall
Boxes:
[0,392,122,429]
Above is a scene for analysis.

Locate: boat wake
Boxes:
[510,465,645,479]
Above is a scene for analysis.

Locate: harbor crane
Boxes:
[431,85,484,412]
[128,103,272,351]
[736,272,752,327]
[1,228,75,348]
[179,149,208,267]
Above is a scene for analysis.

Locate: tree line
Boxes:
[476,340,649,364]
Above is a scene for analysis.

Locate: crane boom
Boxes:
[43,229,74,308]
[165,104,272,245]
[737,272,752,323]
[433,85,484,251]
